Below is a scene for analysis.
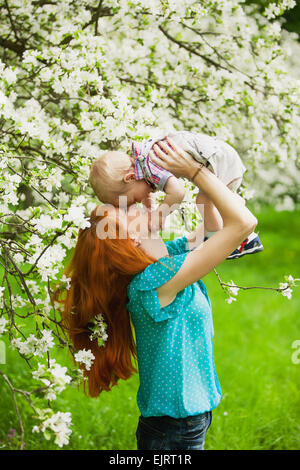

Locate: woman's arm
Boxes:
[150,137,257,307]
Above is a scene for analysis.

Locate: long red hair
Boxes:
[57,205,156,397]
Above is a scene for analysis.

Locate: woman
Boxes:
[59,137,257,450]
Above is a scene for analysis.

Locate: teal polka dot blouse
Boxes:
[126,235,222,418]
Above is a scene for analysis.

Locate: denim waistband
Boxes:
[140,412,210,427]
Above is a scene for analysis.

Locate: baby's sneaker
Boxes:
[226,232,264,259]
[203,232,264,259]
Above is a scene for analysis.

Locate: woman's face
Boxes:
[125,204,168,260]
[96,203,150,241]
[97,203,166,256]
[125,203,151,242]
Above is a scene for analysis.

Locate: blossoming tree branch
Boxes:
[0,0,299,448]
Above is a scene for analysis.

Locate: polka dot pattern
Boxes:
[127,236,222,418]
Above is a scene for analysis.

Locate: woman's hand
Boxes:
[149,136,198,179]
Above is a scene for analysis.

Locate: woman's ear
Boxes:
[123,168,136,183]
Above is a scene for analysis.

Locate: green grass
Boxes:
[0,207,299,450]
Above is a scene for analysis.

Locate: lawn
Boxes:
[0,207,299,450]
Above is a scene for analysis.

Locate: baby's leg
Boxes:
[225,177,263,258]
[227,177,245,206]
[230,191,245,206]
[200,175,263,258]
[227,177,243,192]
[200,178,244,238]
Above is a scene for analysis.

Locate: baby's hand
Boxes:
[141,192,155,210]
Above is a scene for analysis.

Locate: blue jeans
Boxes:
[136,411,212,450]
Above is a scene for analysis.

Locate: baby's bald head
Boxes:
[89,151,134,204]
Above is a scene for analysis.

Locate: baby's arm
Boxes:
[149,176,185,231]
[196,192,223,233]
[163,175,185,207]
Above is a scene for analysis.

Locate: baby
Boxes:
[89,131,263,259]
[131,130,263,259]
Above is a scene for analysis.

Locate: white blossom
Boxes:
[64,205,91,229]
[32,214,63,235]
[11,329,55,357]
[33,409,72,447]
[225,297,237,304]
[227,281,240,297]
[74,349,95,371]
[0,317,8,335]
[32,359,72,401]
[61,274,71,290]
[3,67,17,84]
[279,283,293,299]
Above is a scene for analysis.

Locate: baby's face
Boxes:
[124,179,154,208]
